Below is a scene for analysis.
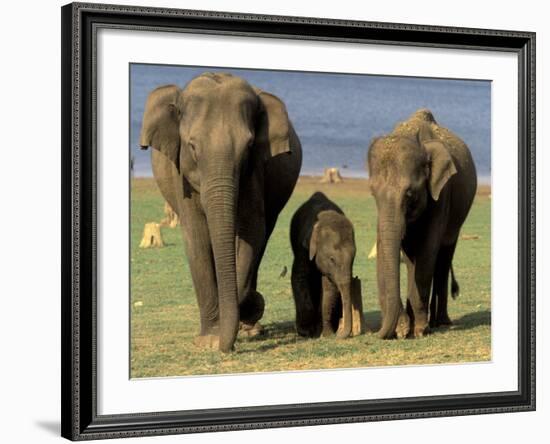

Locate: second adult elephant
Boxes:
[139,73,302,352]
[367,109,477,339]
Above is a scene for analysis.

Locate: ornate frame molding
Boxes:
[61,3,535,440]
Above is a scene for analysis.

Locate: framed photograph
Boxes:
[61,2,535,440]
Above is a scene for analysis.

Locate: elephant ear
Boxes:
[417,124,457,201]
[254,89,292,160]
[139,85,182,173]
[366,136,382,176]
[308,221,321,261]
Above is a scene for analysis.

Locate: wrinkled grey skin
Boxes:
[367,109,477,339]
[139,73,302,352]
[290,192,356,338]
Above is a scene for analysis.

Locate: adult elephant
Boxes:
[367,109,477,339]
[139,73,302,352]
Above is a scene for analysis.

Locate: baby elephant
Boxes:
[290,192,364,338]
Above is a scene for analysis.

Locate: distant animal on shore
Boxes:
[139,72,302,352]
[290,192,364,338]
[367,108,477,339]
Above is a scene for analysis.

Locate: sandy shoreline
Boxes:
[296,175,491,196]
[133,175,490,196]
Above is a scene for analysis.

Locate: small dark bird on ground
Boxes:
[279,266,288,278]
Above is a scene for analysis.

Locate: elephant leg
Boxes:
[238,290,265,338]
[377,239,410,339]
[406,253,436,338]
[238,223,272,321]
[406,266,428,338]
[321,276,339,337]
[235,232,265,329]
[238,195,286,337]
[235,230,267,337]
[430,242,457,327]
[292,258,321,337]
[235,172,268,336]
[404,256,416,337]
[239,213,280,330]
[178,196,220,347]
[429,280,437,328]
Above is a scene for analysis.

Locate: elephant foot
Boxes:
[321,325,334,338]
[335,319,351,339]
[336,328,351,339]
[437,316,453,327]
[239,321,265,338]
[414,324,430,338]
[193,335,220,350]
[430,315,453,329]
[239,291,265,325]
[296,322,321,338]
[395,312,411,339]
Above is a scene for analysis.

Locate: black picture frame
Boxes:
[61,2,536,440]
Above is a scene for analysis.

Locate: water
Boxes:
[130,64,491,180]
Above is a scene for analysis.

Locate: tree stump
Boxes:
[139,222,164,248]
[320,167,343,183]
[160,201,180,228]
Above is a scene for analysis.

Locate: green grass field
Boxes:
[130,177,491,378]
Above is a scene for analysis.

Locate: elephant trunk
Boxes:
[139,132,150,150]
[377,203,405,339]
[203,177,239,353]
[337,279,353,338]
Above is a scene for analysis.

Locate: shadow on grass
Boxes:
[450,310,491,330]
[365,310,382,332]
[238,309,491,353]
[362,309,490,334]
[263,320,297,337]
[238,320,315,353]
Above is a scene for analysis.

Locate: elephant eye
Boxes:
[246,134,254,149]
[405,187,418,209]
[329,256,336,264]
[405,188,419,204]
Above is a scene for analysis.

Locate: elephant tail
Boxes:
[450,264,460,299]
